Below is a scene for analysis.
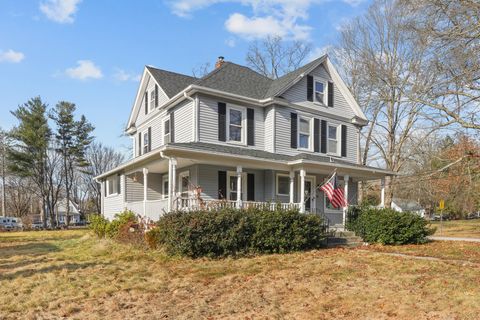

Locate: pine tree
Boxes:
[51,102,94,227]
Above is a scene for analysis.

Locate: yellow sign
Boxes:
[439,200,445,210]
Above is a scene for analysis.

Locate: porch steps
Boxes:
[326,230,364,248]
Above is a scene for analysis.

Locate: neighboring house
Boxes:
[54,199,82,225]
[391,198,426,217]
[95,55,393,227]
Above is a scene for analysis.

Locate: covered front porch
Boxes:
[101,144,391,228]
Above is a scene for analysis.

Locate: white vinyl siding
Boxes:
[282,64,356,119]
[264,106,275,152]
[103,174,125,220]
[134,75,169,127]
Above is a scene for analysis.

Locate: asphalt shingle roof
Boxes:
[146,56,327,100]
[146,66,197,98]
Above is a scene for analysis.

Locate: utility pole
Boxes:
[0,131,6,217]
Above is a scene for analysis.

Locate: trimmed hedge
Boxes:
[346,206,435,245]
[154,208,327,258]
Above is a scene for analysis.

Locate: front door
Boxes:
[299,177,315,212]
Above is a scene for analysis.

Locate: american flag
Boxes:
[319,172,347,209]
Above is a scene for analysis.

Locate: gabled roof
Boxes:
[146,66,196,98]
[193,62,273,99]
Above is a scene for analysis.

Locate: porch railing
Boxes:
[173,197,301,211]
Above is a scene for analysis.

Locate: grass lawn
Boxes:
[1,230,479,319]
[431,219,480,238]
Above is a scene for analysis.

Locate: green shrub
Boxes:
[156,208,326,258]
[88,214,109,238]
[145,227,162,249]
[347,206,435,245]
[105,210,137,239]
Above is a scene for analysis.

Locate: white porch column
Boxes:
[236,166,242,209]
[168,158,177,211]
[299,169,306,213]
[143,168,148,217]
[380,177,385,208]
[289,170,295,204]
[343,175,349,227]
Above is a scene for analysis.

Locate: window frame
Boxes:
[313,77,328,105]
[226,171,247,201]
[162,174,169,199]
[327,123,340,156]
[276,173,290,197]
[226,105,246,145]
[143,130,150,154]
[163,117,171,144]
[106,175,120,197]
[297,115,313,151]
[149,88,156,112]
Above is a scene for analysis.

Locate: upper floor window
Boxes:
[143,131,150,154]
[298,117,311,150]
[149,89,156,112]
[328,124,339,155]
[227,107,245,143]
[314,79,326,104]
[164,118,171,144]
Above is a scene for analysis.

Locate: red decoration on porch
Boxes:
[319,172,347,209]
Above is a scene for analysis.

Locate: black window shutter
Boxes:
[247,173,255,201]
[290,113,298,149]
[148,127,152,152]
[170,112,175,143]
[137,132,142,156]
[320,120,327,153]
[314,118,320,152]
[247,108,254,146]
[328,81,334,107]
[218,102,226,142]
[218,171,227,199]
[307,75,313,102]
[144,92,148,115]
[341,124,347,157]
[155,84,159,108]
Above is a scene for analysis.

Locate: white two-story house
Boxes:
[95,55,393,227]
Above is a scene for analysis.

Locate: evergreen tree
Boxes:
[8,97,51,226]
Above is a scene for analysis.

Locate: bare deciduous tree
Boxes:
[335,0,438,206]
[402,0,480,130]
[246,36,312,79]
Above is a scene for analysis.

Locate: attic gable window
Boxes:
[149,89,156,112]
[314,79,326,104]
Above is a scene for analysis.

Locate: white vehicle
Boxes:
[0,217,23,231]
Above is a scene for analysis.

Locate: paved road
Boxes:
[429,236,480,243]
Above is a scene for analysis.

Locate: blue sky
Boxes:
[0,0,371,154]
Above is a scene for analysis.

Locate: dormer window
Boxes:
[314,79,326,104]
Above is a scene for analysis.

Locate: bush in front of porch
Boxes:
[346,206,435,245]
[154,208,327,258]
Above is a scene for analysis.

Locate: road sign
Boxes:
[439,200,445,210]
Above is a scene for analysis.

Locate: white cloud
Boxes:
[65,60,103,80]
[113,68,141,82]
[40,0,82,23]
[0,49,25,63]
[342,0,364,6]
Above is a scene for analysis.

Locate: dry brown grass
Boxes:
[431,219,480,238]
[1,230,479,319]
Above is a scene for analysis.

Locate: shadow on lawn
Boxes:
[0,261,104,281]
[0,242,60,259]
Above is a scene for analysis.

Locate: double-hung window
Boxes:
[163,118,171,144]
[143,131,149,154]
[276,174,290,196]
[107,175,120,196]
[162,174,169,199]
[328,124,339,155]
[314,79,326,104]
[298,117,311,150]
[149,89,156,112]
[227,107,244,143]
